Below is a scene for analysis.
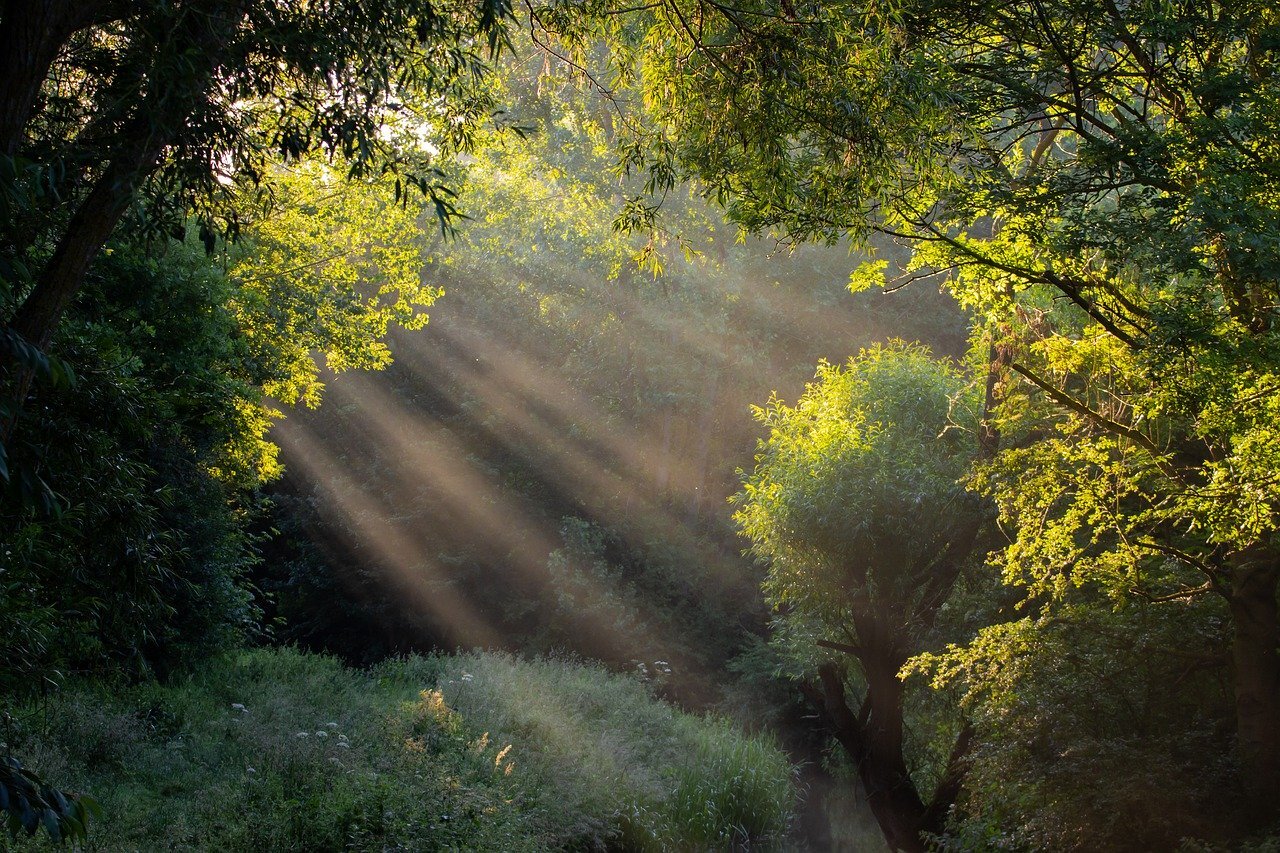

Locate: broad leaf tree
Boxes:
[0,0,509,445]
[539,0,1280,829]
[733,342,987,851]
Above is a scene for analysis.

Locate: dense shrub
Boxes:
[1,243,266,694]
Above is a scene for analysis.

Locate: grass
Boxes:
[2,647,795,851]
[389,652,797,850]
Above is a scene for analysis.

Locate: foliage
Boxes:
[229,161,446,411]
[0,750,100,845]
[0,243,267,693]
[0,14,515,581]
[1,647,794,851]
[532,0,1280,842]
[732,341,986,849]
[736,341,979,632]
[1,144,453,690]
[909,603,1238,851]
[256,48,968,704]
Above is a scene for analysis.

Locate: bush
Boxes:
[1,243,266,694]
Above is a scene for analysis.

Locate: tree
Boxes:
[733,342,987,851]
[0,0,509,448]
[538,0,1280,828]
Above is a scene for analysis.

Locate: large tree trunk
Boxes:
[1230,547,1280,815]
[1,1,231,442]
[0,1,72,157]
[1,122,165,442]
[811,662,946,853]
[0,1,126,157]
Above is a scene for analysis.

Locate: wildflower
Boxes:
[246,767,257,775]
[338,733,349,742]
[325,721,339,729]
[460,673,474,683]
[231,703,248,713]
[336,741,351,749]
[296,731,310,738]
[315,730,329,738]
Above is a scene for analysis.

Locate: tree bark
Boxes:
[0,1,71,157]
[1229,547,1280,815]
[1,122,165,439]
[1,0,233,443]
[0,1,127,157]
[813,662,931,853]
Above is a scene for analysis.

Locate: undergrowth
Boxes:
[1,647,794,851]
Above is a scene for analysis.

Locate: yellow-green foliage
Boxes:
[231,160,443,410]
[4,648,794,851]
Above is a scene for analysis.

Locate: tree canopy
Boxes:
[0,0,509,437]
[523,0,1280,839]
[734,342,986,850]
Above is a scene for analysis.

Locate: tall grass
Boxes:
[385,651,797,849]
[3,647,794,851]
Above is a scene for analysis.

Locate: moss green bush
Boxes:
[2,647,794,851]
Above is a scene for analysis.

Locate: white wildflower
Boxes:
[231,703,248,713]
[336,741,350,749]
[315,730,329,738]
[325,722,339,729]
[296,731,310,738]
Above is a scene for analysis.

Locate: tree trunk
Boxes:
[1230,548,1280,816]
[0,1,126,156]
[1,0,229,438]
[1,123,164,440]
[814,662,931,852]
[0,1,70,157]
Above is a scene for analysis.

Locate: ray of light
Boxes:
[390,318,755,589]
[274,417,503,649]
[319,372,687,666]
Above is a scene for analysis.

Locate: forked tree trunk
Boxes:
[809,661,966,853]
[1230,548,1280,815]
